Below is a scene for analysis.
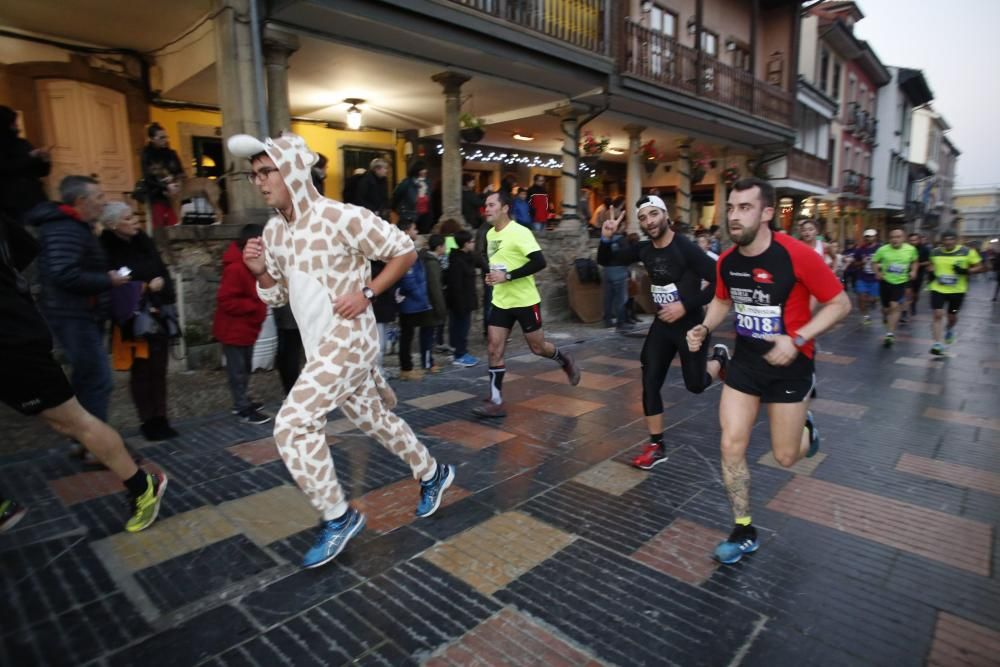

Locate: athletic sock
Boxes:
[734,515,752,527]
[420,461,439,482]
[488,366,506,404]
[649,432,664,447]
[124,469,149,498]
[549,347,567,367]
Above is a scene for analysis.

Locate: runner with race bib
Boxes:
[598,195,730,471]
[687,178,851,564]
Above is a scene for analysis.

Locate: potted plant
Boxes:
[689,147,714,184]
[580,130,609,167]
[721,164,741,187]
[459,112,485,143]
[639,139,662,174]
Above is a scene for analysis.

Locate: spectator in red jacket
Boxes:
[213,224,270,424]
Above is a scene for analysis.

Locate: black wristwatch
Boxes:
[504,272,513,282]
[362,286,375,301]
[792,334,807,348]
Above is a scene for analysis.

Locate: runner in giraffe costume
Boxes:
[227,132,455,569]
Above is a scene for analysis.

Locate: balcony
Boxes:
[841,169,873,198]
[846,102,878,142]
[621,20,793,127]
[788,148,831,187]
[447,0,609,54]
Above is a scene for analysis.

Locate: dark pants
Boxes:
[448,309,472,358]
[276,327,305,395]
[222,344,253,412]
[602,265,629,327]
[48,317,112,422]
[640,319,712,416]
[483,285,493,337]
[399,313,434,371]
[130,334,169,422]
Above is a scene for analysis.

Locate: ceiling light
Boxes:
[606,147,625,155]
[344,98,364,130]
[512,133,534,141]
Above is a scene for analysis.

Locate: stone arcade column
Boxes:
[624,124,645,234]
[432,71,470,225]
[552,103,587,232]
[676,138,694,230]
[262,25,300,135]
[213,0,264,220]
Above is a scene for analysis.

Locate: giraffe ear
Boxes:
[227,134,268,158]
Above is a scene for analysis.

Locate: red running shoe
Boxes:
[632,443,668,470]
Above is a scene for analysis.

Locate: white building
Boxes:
[953,186,1000,244]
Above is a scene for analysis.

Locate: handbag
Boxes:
[133,301,182,339]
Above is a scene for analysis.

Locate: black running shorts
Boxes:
[488,303,543,333]
[929,291,964,314]
[725,359,816,404]
[879,281,907,308]
[0,343,75,416]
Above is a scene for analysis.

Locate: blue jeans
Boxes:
[448,310,472,358]
[602,265,629,327]
[48,318,112,421]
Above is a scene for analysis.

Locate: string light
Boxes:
[434,144,597,174]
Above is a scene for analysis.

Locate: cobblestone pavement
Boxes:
[2,284,999,666]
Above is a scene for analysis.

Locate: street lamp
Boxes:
[344,98,364,130]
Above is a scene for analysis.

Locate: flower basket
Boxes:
[644,162,658,175]
[460,127,485,143]
[690,166,706,183]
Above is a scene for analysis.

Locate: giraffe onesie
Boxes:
[227,132,436,521]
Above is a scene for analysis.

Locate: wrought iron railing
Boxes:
[788,148,830,186]
[447,0,609,54]
[621,20,793,126]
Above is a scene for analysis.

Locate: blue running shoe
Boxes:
[713,525,759,564]
[302,508,365,569]
[416,463,455,518]
[805,410,820,458]
[944,328,955,344]
[930,343,945,356]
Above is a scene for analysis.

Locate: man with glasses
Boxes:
[230,132,455,569]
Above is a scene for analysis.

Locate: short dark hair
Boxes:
[408,161,427,179]
[428,234,445,251]
[59,175,99,205]
[147,122,165,139]
[709,224,720,234]
[454,230,472,247]
[731,177,775,209]
[397,219,416,232]
[439,218,462,235]
[487,189,513,211]
[940,229,958,239]
[798,218,818,229]
[238,223,263,249]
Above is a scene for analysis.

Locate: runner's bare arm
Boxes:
[793,291,851,343]
[687,296,731,351]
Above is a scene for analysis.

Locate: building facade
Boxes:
[908,104,959,235]
[952,186,998,245]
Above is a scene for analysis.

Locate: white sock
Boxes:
[420,460,438,482]
[324,500,350,522]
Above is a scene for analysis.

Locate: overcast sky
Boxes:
[852,0,1000,188]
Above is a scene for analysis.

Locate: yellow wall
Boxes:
[954,194,995,208]
[148,106,405,201]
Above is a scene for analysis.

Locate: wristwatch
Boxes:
[792,334,808,348]
[362,286,375,301]
[504,272,512,282]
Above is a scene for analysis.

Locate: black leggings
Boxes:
[640,318,712,417]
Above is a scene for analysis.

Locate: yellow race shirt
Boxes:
[487,222,542,309]
[929,246,981,294]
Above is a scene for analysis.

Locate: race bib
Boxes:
[489,263,508,274]
[887,262,907,274]
[651,283,680,306]
[863,257,873,273]
[735,303,783,339]
[937,274,958,286]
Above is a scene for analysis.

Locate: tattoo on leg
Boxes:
[721,459,751,520]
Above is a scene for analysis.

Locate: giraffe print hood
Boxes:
[227,132,321,219]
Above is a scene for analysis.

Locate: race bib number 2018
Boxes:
[735,303,783,339]
[651,283,680,306]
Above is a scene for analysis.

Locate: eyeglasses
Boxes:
[246,167,279,183]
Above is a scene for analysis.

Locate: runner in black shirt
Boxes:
[905,232,931,318]
[687,178,851,564]
[598,195,729,470]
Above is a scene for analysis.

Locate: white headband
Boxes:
[637,194,667,215]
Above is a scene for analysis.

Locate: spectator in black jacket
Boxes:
[100,202,178,441]
[596,209,634,332]
[0,105,51,225]
[357,158,390,218]
[370,259,400,379]
[141,123,184,228]
[461,174,483,228]
[30,176,127,423]
[446,230,483,367]
[0,211,169,535]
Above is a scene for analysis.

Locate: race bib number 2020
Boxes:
[735,303,783,339]
[651,283,680,306]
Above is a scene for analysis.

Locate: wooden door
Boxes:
[36,80,135,202]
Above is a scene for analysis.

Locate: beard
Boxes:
[730,219,762,247]
[644,219,669,239]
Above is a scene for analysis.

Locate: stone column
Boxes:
[432,71,470,225]
[552,103,588,232]
[214,0,264,219]
[676,138,694,230]
[262,25,300,136]
[714,175,727,230]
[624,124,645,234]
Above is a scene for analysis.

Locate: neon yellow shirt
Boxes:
[487,221,542,309]
[872,243,918,285]
[929,246,982,294]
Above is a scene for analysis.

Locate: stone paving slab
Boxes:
[2,285,999,665]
